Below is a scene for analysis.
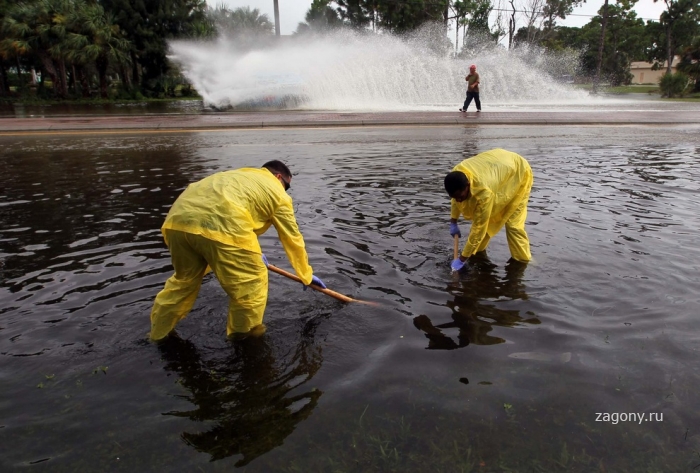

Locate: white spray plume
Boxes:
[168,27,592,111]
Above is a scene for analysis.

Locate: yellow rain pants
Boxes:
[149,167,314,340]
[450,149,533,262]
[150,230,268,340]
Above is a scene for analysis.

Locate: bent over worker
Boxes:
[149,160,326,341]
[444,149,533,271]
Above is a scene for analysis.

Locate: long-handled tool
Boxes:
[267,264,379,306]
[451,234,461,277]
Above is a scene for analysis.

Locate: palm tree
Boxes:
[0,0,13,96]
[64,0,131,98]
[1,0,71,97]
[207,5,274,37]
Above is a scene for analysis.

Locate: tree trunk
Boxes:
[666,26,673,74]
[37,51,63,98]
[78,65,91,98]
[70,65,77,93]
[443,1,449,30]
[455,20,459,57]
[0,62,8,96]
[508,0,516,49]
[57,59,68,98]
[97,56,109,99]
[15,55,22,87]
[0,60,10,96]
[593,0,609,92]
[131,51,140,85]
[611,31,619,86]
[120,64,132,89]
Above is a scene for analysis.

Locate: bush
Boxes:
[179,83,196,97]
[142,75,180,98]
[659,72,690,98]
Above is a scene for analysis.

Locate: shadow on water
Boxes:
[157,319,324,467]
[413,257,539,349]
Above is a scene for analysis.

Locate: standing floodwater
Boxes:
[1,125,700,471]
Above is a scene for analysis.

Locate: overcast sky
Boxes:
[209,0,669,35]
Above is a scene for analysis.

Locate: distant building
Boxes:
[630,57,679,84]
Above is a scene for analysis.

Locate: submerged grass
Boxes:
[275,397,696,473]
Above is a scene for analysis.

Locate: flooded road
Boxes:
[1,125,700,471]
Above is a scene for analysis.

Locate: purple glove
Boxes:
[450,222,461,237]
[303,275,327,290]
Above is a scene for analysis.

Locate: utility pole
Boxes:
[273,0,280,36]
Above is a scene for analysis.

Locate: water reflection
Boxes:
[158,322,323,466]
[0,138,200,284]
[0,100,203,118]
[413,257,539,349]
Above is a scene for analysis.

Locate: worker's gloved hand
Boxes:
[451,258,466,272]
[304,275,327,290]
[450,222,462,238]
[261,253,269,267]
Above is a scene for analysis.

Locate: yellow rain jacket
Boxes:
[162,167,313,284]
[450,149,533,261]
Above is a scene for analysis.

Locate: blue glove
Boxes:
[261,254,269,266]
[451,258,466,272]
[304,275,327,290]
[450,222,462,237]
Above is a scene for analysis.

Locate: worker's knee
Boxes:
[506,226,530,262]
[227,302,266,335]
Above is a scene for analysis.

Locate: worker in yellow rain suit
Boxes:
[149,160,326,341]
[444,149,533,271]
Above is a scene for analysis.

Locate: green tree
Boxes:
[101,0,207,96]
[451,0,470,54]
[450,0,495,56]
[659,70,690,96]
[676,36,700,91]
[650,0,700,73]
[600,3,647,85]
[296,0,344,34]
[332,0,448,34]
[0,0,12,96]
[541,0,586,31]
[456,0,497,56]
[334,0,372,29]
[375,0,448,33]
[581,2,648,86]
[64,0,131,98]
[464,0,493,35]
[2,0,71,97]
[540,25,586,51]
[209,5,273,37]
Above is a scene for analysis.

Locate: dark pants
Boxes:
[462,91,481,111]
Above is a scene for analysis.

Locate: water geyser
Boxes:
[168,28,591,111]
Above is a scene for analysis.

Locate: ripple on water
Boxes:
[1,127,699,470]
